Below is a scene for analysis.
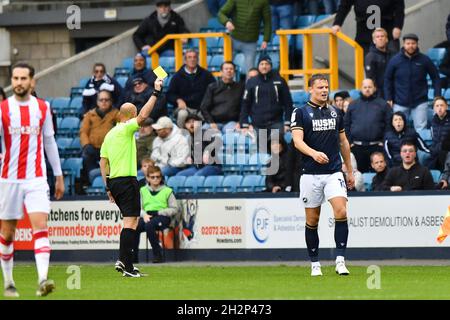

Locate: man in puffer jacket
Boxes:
[150,116,190,177]
[240,55,293,143]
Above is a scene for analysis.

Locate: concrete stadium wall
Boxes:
[311,0,448,90]
[5,0,210,98]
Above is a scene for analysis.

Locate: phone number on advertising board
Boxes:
[201,226,242,235]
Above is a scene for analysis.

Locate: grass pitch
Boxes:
[4,264,450,300]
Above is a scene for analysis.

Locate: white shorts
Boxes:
[0,179,50,220]
[299,172,348,208]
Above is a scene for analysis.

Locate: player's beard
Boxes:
[13,86,30,98]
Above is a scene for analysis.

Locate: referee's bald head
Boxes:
[119,103,137,120]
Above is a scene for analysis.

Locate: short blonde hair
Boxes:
[372,27,388,40]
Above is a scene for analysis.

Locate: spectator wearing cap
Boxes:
[428,97,450,171]
[384,33,441,131]
[133,0,189,56]
[167,49,215,128]
[176,114,223,177]
[81,63,123,116]
[124,53,156,96]
[344,78,392,173]
[240,55,293,143]
[200,61,244,133]
[333,90,351,114]
[365,28,395,99]
[80,90,119,185]
[332,0,405,55]
[124,76,167,123]
[218,0,271,74]
[136,118,157,168]
[150,116,190,176]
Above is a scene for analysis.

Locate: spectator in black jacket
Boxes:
[384,111,430,167]
[383,141,435,191]
[344,79,392,172]
[240,55,293,145]
[81,63,122,116]
[133,0,189,56]
[167,49,216,128]
[370,151,389,191]
[265,133,293,192]
[124,77,167,123]
[123,53,156,97]
[428,97,450,170]
[332,0,405,55]
[200,61,244,133]
[384,33,441,131]
[365,28,395,99]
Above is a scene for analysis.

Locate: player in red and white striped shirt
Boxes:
[0,63,64,298]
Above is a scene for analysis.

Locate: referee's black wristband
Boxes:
[152,89,161,98]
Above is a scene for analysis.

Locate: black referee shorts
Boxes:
[108,177,140,217]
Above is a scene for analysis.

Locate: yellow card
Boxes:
[153,65,168,79]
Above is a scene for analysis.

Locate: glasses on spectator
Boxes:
[148,175,162,179]
[98,98,111,102]
[134,81,143,86]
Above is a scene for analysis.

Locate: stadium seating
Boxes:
[78,77,90,88]
[116,76,128,89]
[216,175,243,192]
[236,175,262,192]
[61,157,83,195]
[56,137,73,158]
[197,175,224,193]
[86,176,105,195]
[51,97,71,114]
[427,48,447,67]
[58,117,80,137]
[349,89,361,100]
[167,176,186,193]
[430,170,442,183]
[114,67,131,78]
[178,175,206,193]
[291,90,309,106]
[362,172,376,191]
[122,57,134,70]
[295,15,316,28]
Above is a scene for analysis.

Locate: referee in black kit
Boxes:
[100,78,163,277]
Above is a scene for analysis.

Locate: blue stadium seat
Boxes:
[159,56,176,73]
[233,53,245,72]
[216,175,243,192]
[86,176,105,196]
[62,157,83,195]
[236,175,261,192]
[428,88,435,102]
[59,117,80,137]
[209,55,224,72]
[427,48,447,67]
[66,137,81,157]
[255,176,266,192]
[295,15,316,28]
[56,137,73,157]
[362,172,376,191]
[243,153,271,174]
[291,90,309,106]
[51,97,70,114]
[78,77,90,88]
[349,89,361,100]
[167,176,186,193]
[67,96,83,116]
[207,17,224,30]
[284,131,292,144]
[122,57,134,69]
[315,14,331,22]
[430,170,442,183]
[70,87,84,99]
[114,67,131,78]
[197,175,224,193]
[116,76,128,89]
[178,175,205,193]
[444,88,450,103]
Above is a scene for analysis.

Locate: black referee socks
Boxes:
[334,218,348,257]
[120,228,137,272]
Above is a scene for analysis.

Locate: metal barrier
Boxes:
[276,28,364,90]
[147,32,232,77]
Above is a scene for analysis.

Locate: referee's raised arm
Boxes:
[136,78,163,126]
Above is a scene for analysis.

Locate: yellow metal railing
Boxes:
[147,33,232,77]
[276,28,364,90]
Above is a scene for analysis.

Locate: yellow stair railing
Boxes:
[147,33,232,77]
[276,28,364,90]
